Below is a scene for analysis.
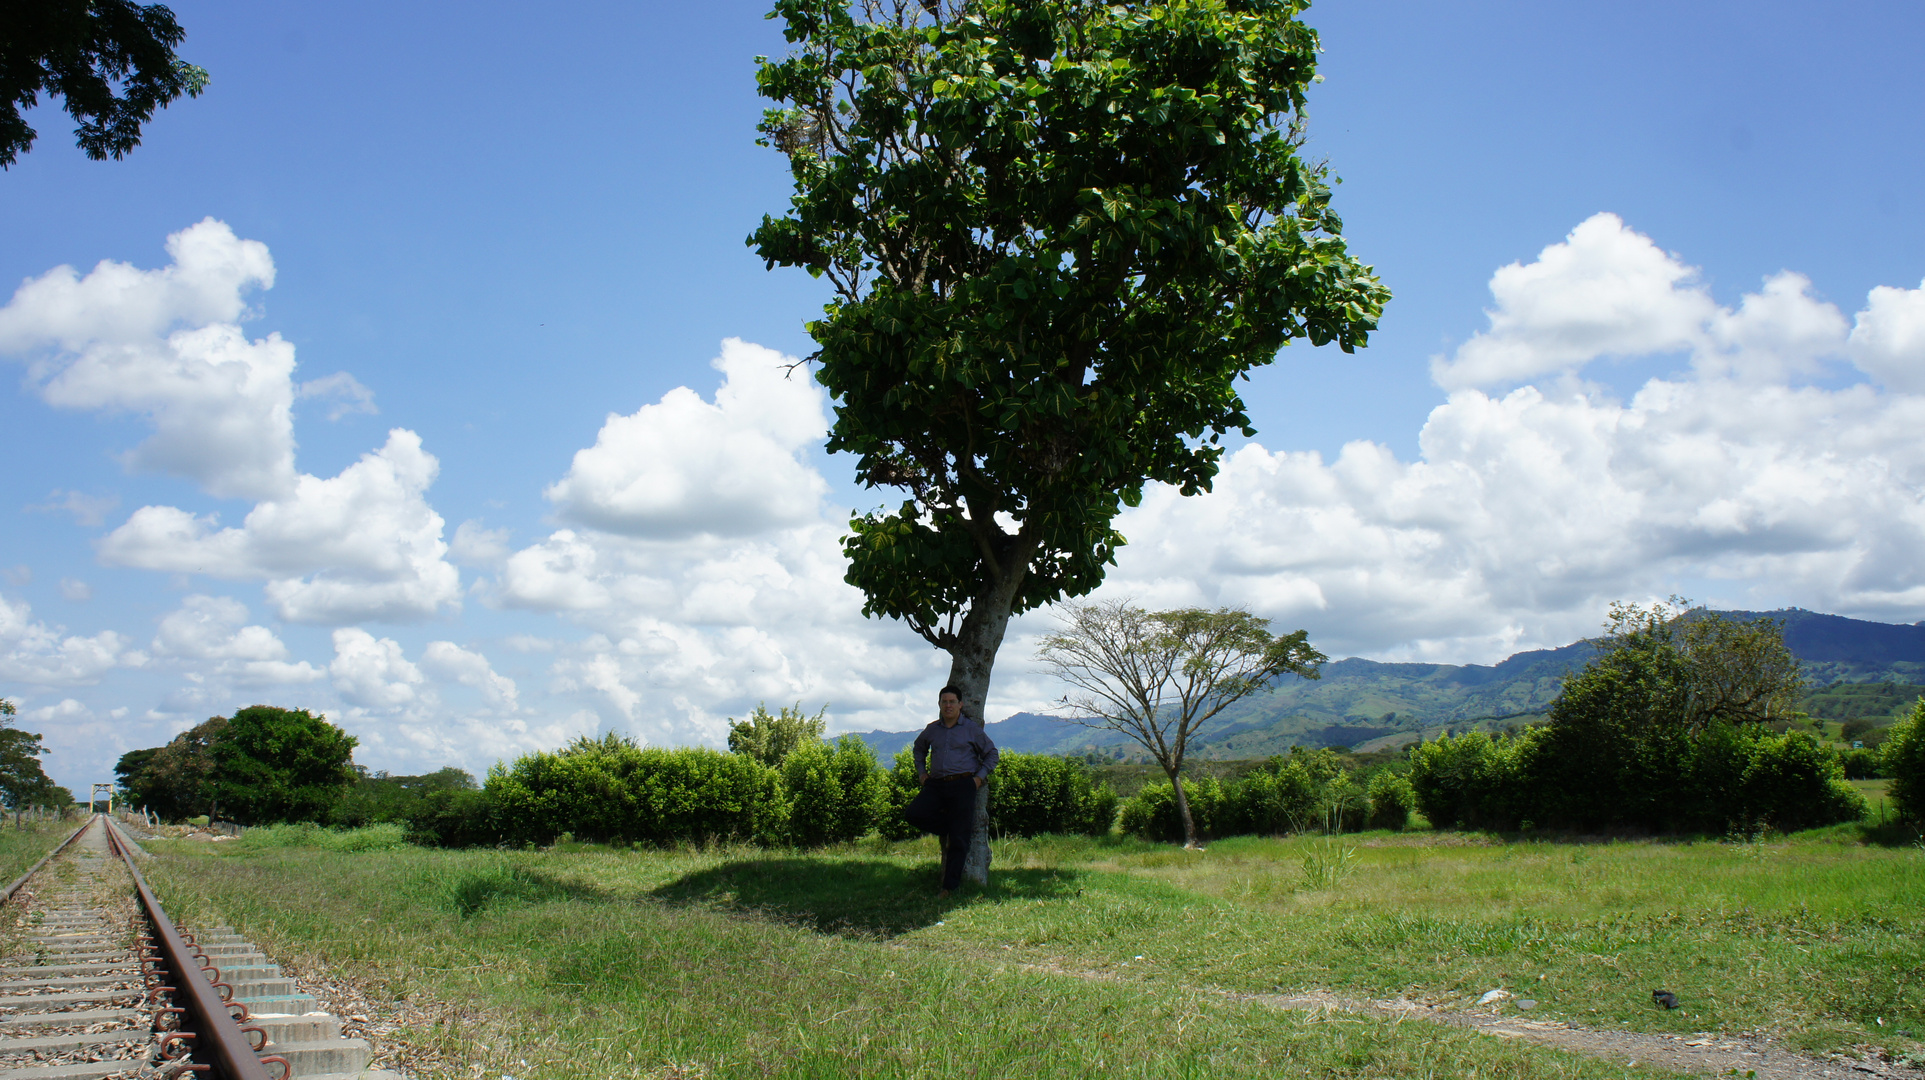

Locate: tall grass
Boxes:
[0,818,79,885]
[140,828,1923,1077]
[240,822,410,853]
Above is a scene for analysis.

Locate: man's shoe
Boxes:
[937,888,952,899]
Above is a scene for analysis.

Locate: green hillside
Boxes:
[852,609,1925,761]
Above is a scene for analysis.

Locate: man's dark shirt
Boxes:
[913,718,1000,780]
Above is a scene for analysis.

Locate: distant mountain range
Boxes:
[850,609,1925,762]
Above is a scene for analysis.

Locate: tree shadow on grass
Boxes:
[650,856,1087,938]
[428,863,613,918]
[1857,818,1924,848]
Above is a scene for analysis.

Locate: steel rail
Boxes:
[101,814,280,1080]
[0,815,90,905]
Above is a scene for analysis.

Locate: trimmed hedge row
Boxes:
[1407,723,1867,834]
[1115,750,1416,842]
[438,734,1118,848]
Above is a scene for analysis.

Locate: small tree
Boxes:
[727,702,828,767]
[1036,601,1323,848]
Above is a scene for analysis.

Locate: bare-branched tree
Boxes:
[1036,601,1324,848]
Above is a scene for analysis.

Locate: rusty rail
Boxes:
[0,815,90,905]
[101,814,284,1080]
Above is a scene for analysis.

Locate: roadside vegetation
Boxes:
[0,818,79,886]
[109,603,1925,1076]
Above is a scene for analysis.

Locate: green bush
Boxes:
[987,754,1115,838]
[1408,731,1530,830]
[1218,758,1322,835]
[1118,780,1176,841]
[1322,772,1369,832]
[1840,747,1882,780]
[782,737,883,847]
[1118,777,1225,842]
[1366,771,1414,830]
[1406,721,1869,834]
[877,750,923,841]
[487,735,783,846]
[1120,751,1401,844]
[403,786,498,847]
[330,767,477,828]
[1739,729,1866,831]
[1883,697,1925,823]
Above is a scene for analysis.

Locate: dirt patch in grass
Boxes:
[1242,990,1925,1080]
[1014,958,1925,1080]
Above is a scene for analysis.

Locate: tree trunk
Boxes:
[942,571,1026,887]
[1168,767,1201,849]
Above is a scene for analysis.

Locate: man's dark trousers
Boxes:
[905,775,977,890]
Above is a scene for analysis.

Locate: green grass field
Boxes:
[142,824,1924,1080]
[0,817,80,886]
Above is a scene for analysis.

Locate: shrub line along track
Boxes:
[0,817,396,1080]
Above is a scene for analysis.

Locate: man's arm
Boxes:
[973,731,999,786]
[913,727,931,783]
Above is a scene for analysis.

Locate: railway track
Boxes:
[0,817,399,1080]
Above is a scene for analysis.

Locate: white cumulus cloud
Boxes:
[0,592,144,687]
[100,429,459,623]
[544,339,829,538]
[1849,279,1925,393]
[3,221,459,626]
[1103,215,1925,662]
[150,594,322,685]
[492,340,943,744]
[0,220,295,499]
[1433,213,1717,390]
[420,641,519,711]
[329,628,425,709]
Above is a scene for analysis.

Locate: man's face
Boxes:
[939,692,963,724]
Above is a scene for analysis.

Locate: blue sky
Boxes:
[3,1,1922,795]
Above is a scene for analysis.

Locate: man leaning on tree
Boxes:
[905,685,999,897]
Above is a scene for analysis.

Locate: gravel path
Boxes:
[1243,989,1925,1080]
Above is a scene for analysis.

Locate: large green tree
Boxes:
[0,699,72,808]
[208,705,358,825]
[117,705,358,824]
[1530,601,1819,830]
[115,715,225,820]
[1,0,209,168]
[751,0,1387,725]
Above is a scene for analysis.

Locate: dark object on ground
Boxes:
[1652,990,1679,1009]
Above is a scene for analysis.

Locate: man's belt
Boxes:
[931,772,976,781]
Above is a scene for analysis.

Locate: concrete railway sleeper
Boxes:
[0,817,399,1080]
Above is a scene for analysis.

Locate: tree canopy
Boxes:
[726,702,829,766]
[0,699,72,808]
[1519,600,1835,830]
[116,705,358,824]
[1,0,209,168]
[750,0,1387,718]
